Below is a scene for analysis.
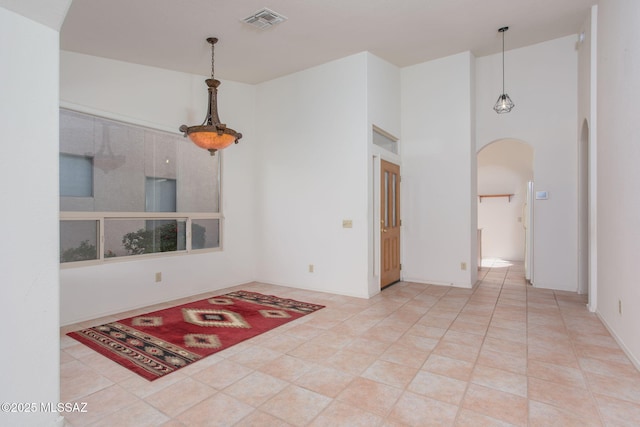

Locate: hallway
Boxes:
[60,261,640,426]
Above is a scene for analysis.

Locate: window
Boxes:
[59,109,222,265]
[373,125,399,154]
[60,220,98,262]
[60,154,93,197]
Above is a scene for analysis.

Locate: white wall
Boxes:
[0,5,65,426]
[401,52,477,288]
[596,0,640,368]
[478,139,534,261]
[59,52,257,324]
[577,5,599,310]
[254,53,371,297]
[476,36,578,291]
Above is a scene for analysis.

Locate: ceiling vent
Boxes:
[242,8,287,30]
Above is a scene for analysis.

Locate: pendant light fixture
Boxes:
[493,26,515,114]
[180,37,242,155]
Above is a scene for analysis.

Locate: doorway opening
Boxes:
[477,139,534,279]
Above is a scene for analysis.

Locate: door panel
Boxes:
[381,160,400,288]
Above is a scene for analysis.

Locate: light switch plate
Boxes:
[342,220,353,228]
[535,191,549,200]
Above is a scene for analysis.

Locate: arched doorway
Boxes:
[477,139,534,275]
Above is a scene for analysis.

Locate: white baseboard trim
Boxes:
[596,311,640,372]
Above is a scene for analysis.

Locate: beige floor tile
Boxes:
[228,345,283,370]
[585,371,640,404]
[455,409,518,427]
[405,324,447,340]
[224,371,289,407]
[528,377,600,419]
[594,393,640,427]
[432,340,480,363]
[90,400,170,427]
[195,359,254,390]
[343,336,392,356]
[361,359,418,389]
[234,410,295,427]
[75,351,137,383]
[407,371,467,405]
[117,370,188,399]
[462,384,528,427]
[528,400,602,427]
[294,365,355,398]
[388,391,458,427]
[336,377,402,417]
[144,377,216,417]
[471,365,527,397]
[309,400,382,427]
[421,353,475,381]
[284,323,327,340]
[258,354,315,382]
[482,335,527,357]
[579,356,640,378]
[527,359,587,389]
[63,384,137,426]
[378,343,430,368]
[287,341,340,363]
[260,385,332,426]
[60,360,114,402]
[322,349,377,375]
[476,346,527,375]
[174,392,254,426]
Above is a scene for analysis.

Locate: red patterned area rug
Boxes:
[67,291,324,381]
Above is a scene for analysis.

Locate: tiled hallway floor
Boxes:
[60,260,640,426]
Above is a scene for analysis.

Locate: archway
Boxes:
[477,139,534,275]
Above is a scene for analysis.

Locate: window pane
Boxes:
[60,109,220,213]
[384,171,389,227]
[60,220,98,263]
[392,173,397,227]
[145,178,177,212]
[60,154,93,197]
[373,127,398,154]
[105,219,186,258]
[192,219,220,250]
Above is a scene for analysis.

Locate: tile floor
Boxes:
[60,260,640,426]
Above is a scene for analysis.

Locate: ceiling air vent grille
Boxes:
[242,8,287,30]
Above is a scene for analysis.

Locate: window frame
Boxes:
[60,212,223,268]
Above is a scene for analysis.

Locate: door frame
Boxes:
[373,155,402,289]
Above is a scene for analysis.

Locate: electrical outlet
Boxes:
[460,262,467,271]
[619,299,622,315]
[309,264,314,273]
[155,272,162,282]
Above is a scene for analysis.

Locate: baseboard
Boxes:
[596,311,640,372]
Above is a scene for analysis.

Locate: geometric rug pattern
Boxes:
[67,291,324,381]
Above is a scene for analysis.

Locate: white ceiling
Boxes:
[60,0,595,84]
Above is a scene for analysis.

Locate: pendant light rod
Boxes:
[499,26,508,94]
[207,37,217,79]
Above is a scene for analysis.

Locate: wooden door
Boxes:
[381,160,401,288]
